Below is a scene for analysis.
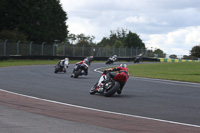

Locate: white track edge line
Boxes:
[0,88,200,128]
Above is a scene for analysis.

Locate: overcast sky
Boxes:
[60,0,200,55]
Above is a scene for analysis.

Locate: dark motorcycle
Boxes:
[54,64,66,73]
[90,72,120,97]
[134,54,142,63]
[71,64,88,78]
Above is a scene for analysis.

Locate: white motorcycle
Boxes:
[105,55,117,64]
[54,58,69,73]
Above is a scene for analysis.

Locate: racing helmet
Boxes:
[120,64,127,68]
[89,56,94,61]
[65,58,69,61]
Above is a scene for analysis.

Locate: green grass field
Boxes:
[0,60,103,67]
[128,62,200,83]
[0,60,199,83]
[0,59,75,67]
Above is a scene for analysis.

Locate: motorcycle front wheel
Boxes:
[90,83,98,94]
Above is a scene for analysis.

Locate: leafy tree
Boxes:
[183,55,197,60]
[124,31,145,48]
[169,54,177,59]
[0,0,68,43]
[113,40,123,48]
[68,33,96,46]
[68,33,76,44]
[190,45,200,58]
[154,48,165,58]
[97,37,110,47]
[0,30,27,42]
[98,28,145,48]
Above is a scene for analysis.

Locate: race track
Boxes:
[0,62,200,127]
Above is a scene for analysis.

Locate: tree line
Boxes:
[0,0,68,43]
[68,28,145,48]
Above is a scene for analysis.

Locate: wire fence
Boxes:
[0,41,149,57]
[0,40,198,60]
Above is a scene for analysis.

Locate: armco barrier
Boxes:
[159,58,199,62]
[0,56,160,62]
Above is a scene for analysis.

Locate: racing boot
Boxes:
[117,88,122,94]
[71,74,74,77]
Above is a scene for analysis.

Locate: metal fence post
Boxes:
[41,42,45,55]
[82,45,84,57]
[73,45,75,57]
[63,43,66,56]
[53,42,56,56]
[118,47,121,57]
[136,47,138,56]
[53,43,55,56]
[3,40,8,56]
[145,48,148,57]
[100,47,102,57]
[131,47,133,57]
[125,47,127,57]
[17,40,20,55]
[106,47,108,57]
[29,41,33,55]
[91,46,94,56]
[53,40,59,56]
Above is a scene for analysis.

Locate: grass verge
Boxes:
[0,59,64,67]
[128,62,200,83]
[0,59,104,67]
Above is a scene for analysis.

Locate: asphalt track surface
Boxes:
[0,62,200,132]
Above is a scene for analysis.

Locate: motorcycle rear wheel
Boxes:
[105,60,109,64]
[54,67,60,73]
[104,82,120,97]
[74,69,81,78]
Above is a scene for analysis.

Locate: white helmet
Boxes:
[120,64,127,68]
[65,58,69,61]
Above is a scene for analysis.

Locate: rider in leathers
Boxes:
[57,58,69,72]
[103,64,129,94]
[84,56,93,66]
[75,60,89,75]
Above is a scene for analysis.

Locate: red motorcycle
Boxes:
[90,72,122,97]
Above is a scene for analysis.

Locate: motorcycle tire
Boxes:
[134,60,139,63]
[104,82,120,97]
[74,69,81,78]
[90,83,98,94]
[105,60,109,64]
[54,68,59,73]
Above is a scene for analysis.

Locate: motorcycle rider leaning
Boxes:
[109,55,117,62]
[75,60,89,75]
[84,56,93,66]
[57,58,69,72]
[103,64,129,94]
